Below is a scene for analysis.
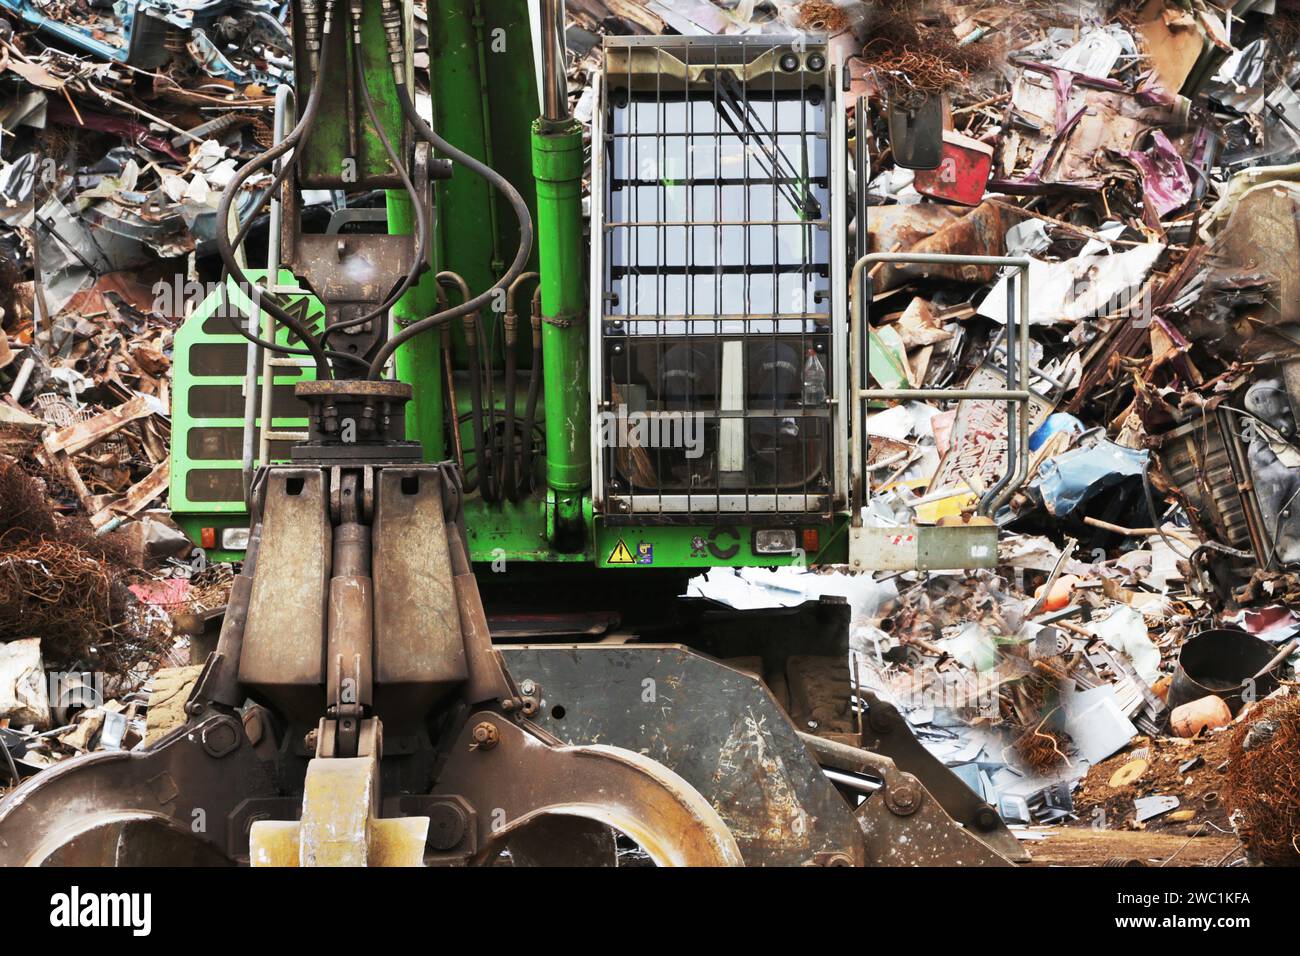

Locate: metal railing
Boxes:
[848,252,1031,523]
[241,84,309,507]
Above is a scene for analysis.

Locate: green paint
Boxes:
[170,269,320,517]
[299,2,408,188]
[532,120,588,548]
[427,0,539,369]
[594,518,850,570]
[868,325,910,391]
[387,189,444,459]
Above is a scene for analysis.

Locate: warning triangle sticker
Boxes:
[607,539,636,565]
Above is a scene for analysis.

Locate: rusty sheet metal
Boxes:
[864,202,966,258]
[434,708,743,867]
[238,468,330,722]
[0,712,298,865]
[1211,182,1300,324]
[43,394,154,456]
[499,643,865,866]
[372,467,467,731]
[927,361,1054,498]
[873,201,1018,292]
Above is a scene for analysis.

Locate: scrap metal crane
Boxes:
[0,0,1035,866]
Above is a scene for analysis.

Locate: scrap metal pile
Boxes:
[669,0,1300,864]
[1,0,1299,865]
[0,0,295,787]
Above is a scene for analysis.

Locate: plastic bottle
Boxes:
[801,347,826,406]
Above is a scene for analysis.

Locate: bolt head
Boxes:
[471,721,499,750]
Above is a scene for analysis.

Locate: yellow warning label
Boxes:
[607,539,636,565]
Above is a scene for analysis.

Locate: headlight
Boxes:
[754,529,797,554]
[221,527,251,551]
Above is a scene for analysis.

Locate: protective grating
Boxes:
[595,37,837,519]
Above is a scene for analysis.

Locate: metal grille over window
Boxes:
[593,37,839,520]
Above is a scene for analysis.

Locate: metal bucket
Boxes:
[1168,629,1282,715]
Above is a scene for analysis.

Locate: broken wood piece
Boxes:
[90,458,171,531]
[43,395,153,457]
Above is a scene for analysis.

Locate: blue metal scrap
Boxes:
[1031,439,1149,517]
[0,0,289,83]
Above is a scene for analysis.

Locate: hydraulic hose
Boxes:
[366,82,534,380]
[214,132,369,374]
[320,24,430,342]
[440,272,492,502]
[215,2,338,378]
[520,285,543,498]
[504,272,539,500]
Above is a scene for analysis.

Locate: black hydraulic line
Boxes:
[519,285,544,498]
[215,7,337,378]
[212,155,367,372]
[439,272,493,502]
[366,82,534,380]
[214,140,371,372]
[503,334,517,500]
[320,24,430,341]
[482,304,497,501]
[503,272,539,501]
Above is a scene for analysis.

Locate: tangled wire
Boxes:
[1226,695,1300,865]
[0,457,169,674]
[857,0,996,94]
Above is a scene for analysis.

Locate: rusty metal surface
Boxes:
[499,643,865,866]
[239,468,331,722]
[797,731,1013,867]
[434,710,743,867]
[0,714,296,865]
[856,691,1028,862]
[874,201,1014,292]
[372,467,466,730]
[295,380,414,399]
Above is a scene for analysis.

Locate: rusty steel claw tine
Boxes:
[434,713,743,867]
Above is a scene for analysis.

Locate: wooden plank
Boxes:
[43,395,152,457]
[91,458,171,530]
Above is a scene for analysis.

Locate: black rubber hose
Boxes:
[482,312,497,500]
[439,272,492,502]
[520,286,543,498]
[502,272,539,499]
[365,83,534,380]
[213,139,369,372]
[465,320,490,502]
[319,31,429,341]
[502,329,517,501]
[215,23,335,378]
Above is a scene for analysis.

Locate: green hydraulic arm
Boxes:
[533,0,589,550]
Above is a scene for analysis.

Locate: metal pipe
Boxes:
[6,356,35,401]
[984,263,1032,514]
[821,767,883,795]
[243,83,295,503]
[532,97,587,548]
[859,389,1034,401]
[980,273,1019,514]
[540,0,569,123]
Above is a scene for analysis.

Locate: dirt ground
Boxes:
[1025,828,1244,867]
[1072,731,1237,834]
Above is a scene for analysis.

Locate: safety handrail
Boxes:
[241,84,297,508]
[849,252,1031,524]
